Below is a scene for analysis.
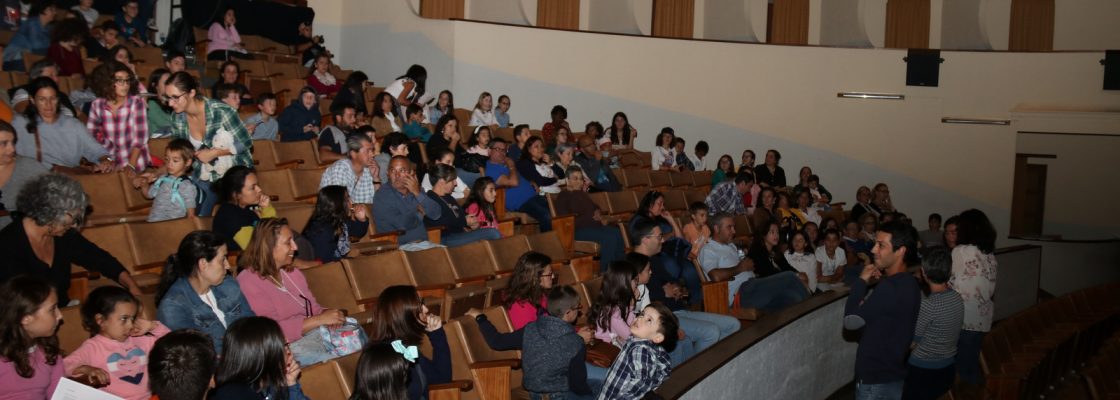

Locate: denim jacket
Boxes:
[157,276,255,352]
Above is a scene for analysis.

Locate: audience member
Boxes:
[372,285,452,400]
[518,136,565,195]
[243,92,279,141]
[373,132,409,184]
[596,303,677,400]
[303,185,370,263]
[673,137,694,171]
[293,21,329,67]
[753,149,787,188]
[903,248,964,400]
[156,231,254,352]
[468,285,597,399]
[383,64,427,115]
[146,68,174,138]
[209,61,252,105]
[815,228,847,292]
[11,60,79,116]
[748,222,806,284]
[307,54,341,96]
[873,183,897,213]
[0,120,50,229]
[317,103,358,162]
[148,329,218,400]
[428,89,453,124]
[576,135,621,192]
[504,251,555,329]
[785,230,818,291]
[348,341,411,400]
[84,21,120,61]
[541,105,569,148]
[370,91,403,137]
[681,202,711,261]
[116,0,149,47]
[942,215,959,250]
[469,91,499,130]
[236,218,347,366]
[628,191,698,302]
[554,142,584,181]
[652,127,678,171]
[507,123,531,160]
[163,50,186,74]
[1,1,54,71]
[135,138,196,222]
[206,9,251,61]
[0,174,142,306]
[464,177,500,231]
[421,148,468,199]
[87,61,151,171]
[844,221,921,400]
[555,167,626,267]
[424,163,501,247]
[64,286,170,400]
[402,103,432,143]
[278,86,321,142]
[495,94,512,128]
[211,166,274,250]
[698,214,808,313]
[705,173,752,215]
[0,275,65,399]
[949,209,997,386]
[690,140,708,171]
[737,149,756,177]
[320,134,379,205]
[46,18,86,78]
[426,113,463,161]
[798,174,833,209]
[373,156,441,245]
[209,317,308,399]
[605,112,637,149]
[485,137,553,232]
[919,213,944,249]
[331,71,370,117]
[71,0,98,27]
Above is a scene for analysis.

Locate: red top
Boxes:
[47,42,84,77]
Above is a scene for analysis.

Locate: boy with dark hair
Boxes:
[844,221,921,400]
[542,104,569,148]
[919,213,944,249]
[596,303,678,400]
[902,247,963,400]
[84,21,120,61]
[213,83,242,109]
[673,137,694,171]
[467,285,596,399]
[402,103,432,143]
[690,140,709,171]
[148,329,217,400]
[244,92,278,141]
[163,50,186,73]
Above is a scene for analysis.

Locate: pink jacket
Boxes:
[592,306,635,347]
[0,347,65,400]
[508,296,547,330]
[237,268,324,342]
[207,22,241,53]
[62,323,170,400]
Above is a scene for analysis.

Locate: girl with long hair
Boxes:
[210,317,307,400]
[588,261,640,347]
[503,251,555,329]
[348,341,410,400]
[372,285,451,400]
[302,185,370,263]
[464,177,499,231]
[0,275,64,399]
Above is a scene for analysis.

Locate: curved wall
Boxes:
[316,0,1120,242]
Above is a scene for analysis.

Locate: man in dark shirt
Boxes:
[424,164,500,247]
[317,103,357,163]
[844,221,921,400]
[575,136,620,192]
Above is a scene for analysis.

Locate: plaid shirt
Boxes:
[705,180,747,215]
[87,96,151,170]
[170,98,253,182]
[320,158,377,204]
[596,339,671,400]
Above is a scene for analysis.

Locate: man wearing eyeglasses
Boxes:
[372,156,441,246]
[483,137,552,232]
[575,135,620,192]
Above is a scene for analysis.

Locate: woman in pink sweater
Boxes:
[503,251,555,329]
[207,9,251,61]
[236,218,346,366]
[0,276,65,400]
[63,286,169,400]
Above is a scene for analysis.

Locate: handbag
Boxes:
[317,317,369,357]
[457,152,488,173]
[585,339,621,368]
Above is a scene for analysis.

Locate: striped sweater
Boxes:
[909,288,964,369]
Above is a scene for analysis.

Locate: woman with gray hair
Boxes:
[0,173,142,306]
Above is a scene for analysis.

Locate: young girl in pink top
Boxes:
[63,286,169,400]
[588,261,640,348]
[0,276,65,400]
[503,251,555,329]
[464,177,500,231]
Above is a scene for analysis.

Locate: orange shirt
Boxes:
[0,100,13,123]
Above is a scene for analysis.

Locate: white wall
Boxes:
[941,0,991,50]
[467,0,530,25]
[820,0,871,47]
[1055,0,1120,51]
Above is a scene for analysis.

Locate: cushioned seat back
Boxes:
[526,232,567,262]
[606,191,638,215]
[342,251,415,303]
[82,223,137,272]
[303,262,362,313]
[485,235,532,274]
[442,286,491,321]
[274,204,315,235]
[300,360,347,400]
[58,305,87,355]
[664,190,689,212]
[127,218,198,270]
[403,247,458,286]
[448,240,499,281]
[255,168,297,202]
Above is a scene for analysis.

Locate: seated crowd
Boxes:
[0,5,998,400]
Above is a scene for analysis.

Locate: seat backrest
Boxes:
[403,247,459,286]
[342,251,416,303]
[252,139,279,170]
[526,232,567,262]
[669,170,693,187]
[485,235,532,274]
[148,137,172,161]
[554,263,579,285]
[300,360,348,400]
[685,189,707,205]
[440,318,484,400]
[606,190,639,215]
[274,140,321,168]
[127,218,198,270]
[664,190,689,212]
[82,223,138,272]
[588,192,610,213]
[452,108,471,125]
[580,277,603,312]
[255,168,298,202]
[290,168,326,199]
[74,172,133,215]
[239,59,269,79]
[275,204,315,235]
[648,170,672,188]
[693,170,714,186]
[58,305,87,355]
[456,310,521,363]
[447,240,499,281]
[303,261,363,313]
[334,351,361,397]
[624,168,650,188]
[442,286,491,321]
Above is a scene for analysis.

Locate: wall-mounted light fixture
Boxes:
[940,117,1011,125]
[836,92,905,100]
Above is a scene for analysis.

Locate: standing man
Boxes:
[844,221,921,400]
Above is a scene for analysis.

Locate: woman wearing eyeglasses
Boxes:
[0,174,143,307]
[141,71,253,217]
[87,61,151,172]
[235,218,348,367]
[504,251,556,330]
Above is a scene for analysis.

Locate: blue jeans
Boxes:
[456,168,480,188]
[956,330,985,385]
[530,392,594,400]
[518,196,553,232]
[585,363,607,392]
[193,178,218,217]
[291,330,334,367]
[655,252,703,304]
[856,380,904,400]
[667,310,739,365]
[442,228,502,247]
[574,226,625,270]
[738,271,810,313]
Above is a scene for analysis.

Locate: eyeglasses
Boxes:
[112,78,132,85]
[539,272,557,280]
[491,146,507,152]
[162,93,187,103]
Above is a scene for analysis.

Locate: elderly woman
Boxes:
[156,230,254,352]
[553,166,625,269]
[0,120,51,229]
[236,217,350,366]
[14,77,114,174]
[0,174,142,306]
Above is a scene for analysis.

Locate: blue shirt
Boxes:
[484,160,535,211]
[372,184,442,244]
[244,112,278,141]
[115,13,148,43]
[157,276,255,352]
[2,17,49,62]
[495,109,510,128]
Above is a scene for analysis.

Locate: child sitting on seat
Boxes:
[596,303,678,400]
[136,138,198,222]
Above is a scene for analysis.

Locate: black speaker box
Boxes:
[1104,50,1120,90]
[904,49,944,87]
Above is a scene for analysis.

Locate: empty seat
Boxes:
[58,305,87,355]
[302,261,372,324]
[444,315,520,400]
[606,190,639,216]
[341,251,417,306]
[73,172,150,224]
[485,235,532,274]
[274,140,327,169]
[527,232,596,282]
[663,190,689,213]
[669,170,693,187]
[648,170,672,190]
[441,286,491,321]
[403,247,461,289]
[447,241,499,283]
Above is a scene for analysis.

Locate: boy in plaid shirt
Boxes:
[596,303,679,400]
